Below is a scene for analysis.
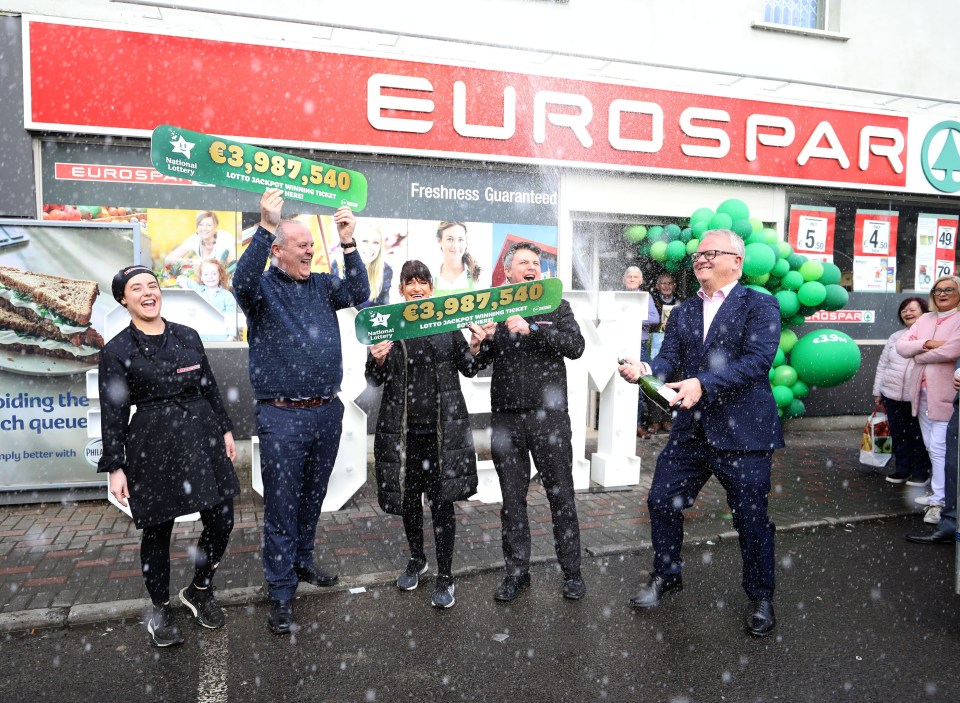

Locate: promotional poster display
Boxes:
[852,210,899,292]
[788,205,836,263]
[914,213,957,289]
[0,221,142,491]
[355,278,562,344]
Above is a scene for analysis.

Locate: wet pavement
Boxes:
[0,428,930,633]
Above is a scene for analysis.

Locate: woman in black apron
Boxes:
[98,265,240,647]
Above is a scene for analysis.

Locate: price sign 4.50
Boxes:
[150,125,367,210]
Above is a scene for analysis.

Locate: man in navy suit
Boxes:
[618,229,784,637]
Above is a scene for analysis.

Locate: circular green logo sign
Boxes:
[921,121,960,193]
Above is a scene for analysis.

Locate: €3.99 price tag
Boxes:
[355,278,563,344]
[150,125,368,210]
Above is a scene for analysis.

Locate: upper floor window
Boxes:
[763,0,824,30]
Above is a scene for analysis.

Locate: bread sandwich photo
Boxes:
[0,265,104,364]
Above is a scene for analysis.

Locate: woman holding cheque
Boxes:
[365,260,486,608]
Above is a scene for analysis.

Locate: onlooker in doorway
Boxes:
[623,266,659,438]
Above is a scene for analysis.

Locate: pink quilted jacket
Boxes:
[896,311,960,421]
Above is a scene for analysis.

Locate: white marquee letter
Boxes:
[533,91,594,148]
[797,121,850,168]
[746,115,796,161]
[453,81,517,140]
[859,126,905,174]
[608,100,663,153]
[679,108,731,158]
[367,73,435,134]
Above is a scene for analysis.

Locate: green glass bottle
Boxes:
[637,373,679,414]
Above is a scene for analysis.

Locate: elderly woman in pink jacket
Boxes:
[897,275,960,525]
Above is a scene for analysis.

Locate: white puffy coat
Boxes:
[872,328,912,401]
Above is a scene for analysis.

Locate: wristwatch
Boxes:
[528,322,539,333]
[341,239,357,251]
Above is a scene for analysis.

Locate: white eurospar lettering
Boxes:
[365,73,906,176]
[56,163,196,185]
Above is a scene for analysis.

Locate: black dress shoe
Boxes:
[745,598,776,637]
[561,576,586,600]
[906,528,954,544]
[629,573,682,609]
[268,599,294,634]
[493,573,531,602]
[296,564,340,587]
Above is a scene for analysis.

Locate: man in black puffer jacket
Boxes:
[477,242,586,603]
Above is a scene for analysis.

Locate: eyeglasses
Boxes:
[690,250,740,263]
[933,287,958,296]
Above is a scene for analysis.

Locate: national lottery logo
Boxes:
[169,131,196,159]
[370,311,390,328]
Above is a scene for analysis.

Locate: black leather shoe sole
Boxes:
[296,568,339,588]
[493,573,531,602]
[629,581,682,609]
[906,531,954,544]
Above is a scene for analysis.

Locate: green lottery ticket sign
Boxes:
[355,279,563,344]
[150,125,368,210]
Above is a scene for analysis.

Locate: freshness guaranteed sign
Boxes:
[150,125,368,210]
[355,279,563,344]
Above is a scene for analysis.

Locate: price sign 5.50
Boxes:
[150,125,367,210]
[355,278,564,344]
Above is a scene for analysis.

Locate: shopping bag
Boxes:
[859,403,892,467]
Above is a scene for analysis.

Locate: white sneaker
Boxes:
[915,493,938,506]
[924,505,944,524]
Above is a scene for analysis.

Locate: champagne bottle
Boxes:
[636,373,679,414]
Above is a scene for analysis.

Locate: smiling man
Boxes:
[233,188,368,635]
[617,229,783,637]
[476,241,586,603]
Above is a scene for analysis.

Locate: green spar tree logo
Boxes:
[921,121,960,194]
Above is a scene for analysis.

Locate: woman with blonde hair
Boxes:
[333,222,392,308]
[165,211,235,268]
[434,221,481,295]
[897,275,960,524]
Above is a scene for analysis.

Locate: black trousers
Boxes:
[880,395,931,481]
[402,431,457,576]
[140,498,234,606]
[491,409,581,579]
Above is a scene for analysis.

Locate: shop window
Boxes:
[763,0,825,29]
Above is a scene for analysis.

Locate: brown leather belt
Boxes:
[262,397,334,408]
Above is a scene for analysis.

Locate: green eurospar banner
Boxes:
[355,279,563,344]
[150,125,368,210]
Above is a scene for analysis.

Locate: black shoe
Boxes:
[295,563,339,588]
[561,576,586,600]
[147,603,185,647]
[493,573,531,602]
[268,599,294,634]
[629,573,682,609]
[885,472,910,484]
[431,574,456,609]
[745,598,776,637]
[396,559,429,591]
[179,584,225,629]
[906,528,954,544]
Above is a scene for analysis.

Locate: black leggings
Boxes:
[140,498,234,606]
[402,432,457,576]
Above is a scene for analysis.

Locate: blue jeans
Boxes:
[257,399,344,601]
[938,400,959,533]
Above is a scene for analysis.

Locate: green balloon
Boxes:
[790,329,861,387]
[650,240,668,262]
[773,348,786,367]
[771,258,791,278]
[780,329,799,353]
[775,290,800,319]
[745,284,773,295]
[664,224,682,241]
[664,259,681,272]
[732,219,754,238]
[772,364,799,387]
[776,241,793,259]
[788,313,807,327]
[790,379,810,399]
[771,384,794,408]
[797,281,827,307]
[638,243,652,259]
[648,225,665,242]
[624,225,647,242]
[781,271,804,291]
[819,262,842,286]
[691,220,710,238]
[769,367,776,382]
[761,228,779,245]
[746,273,770,285]
[708,212,733,230]
[686,238,700,254]
[743,242,777,277]
[690,207,714,226]
[680,227,693,243]
[823,284,849,311]
[666,240,687,261]
[787,253,808,270]
[784,398,806,419]
[716,198,750,222]
[749,217,765,233]
[799,260,824,282]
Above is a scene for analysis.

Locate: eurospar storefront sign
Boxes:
[22,18,932,194]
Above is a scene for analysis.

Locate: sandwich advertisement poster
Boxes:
[0,221,138,489]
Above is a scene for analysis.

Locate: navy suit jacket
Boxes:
[650,283,785,452]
